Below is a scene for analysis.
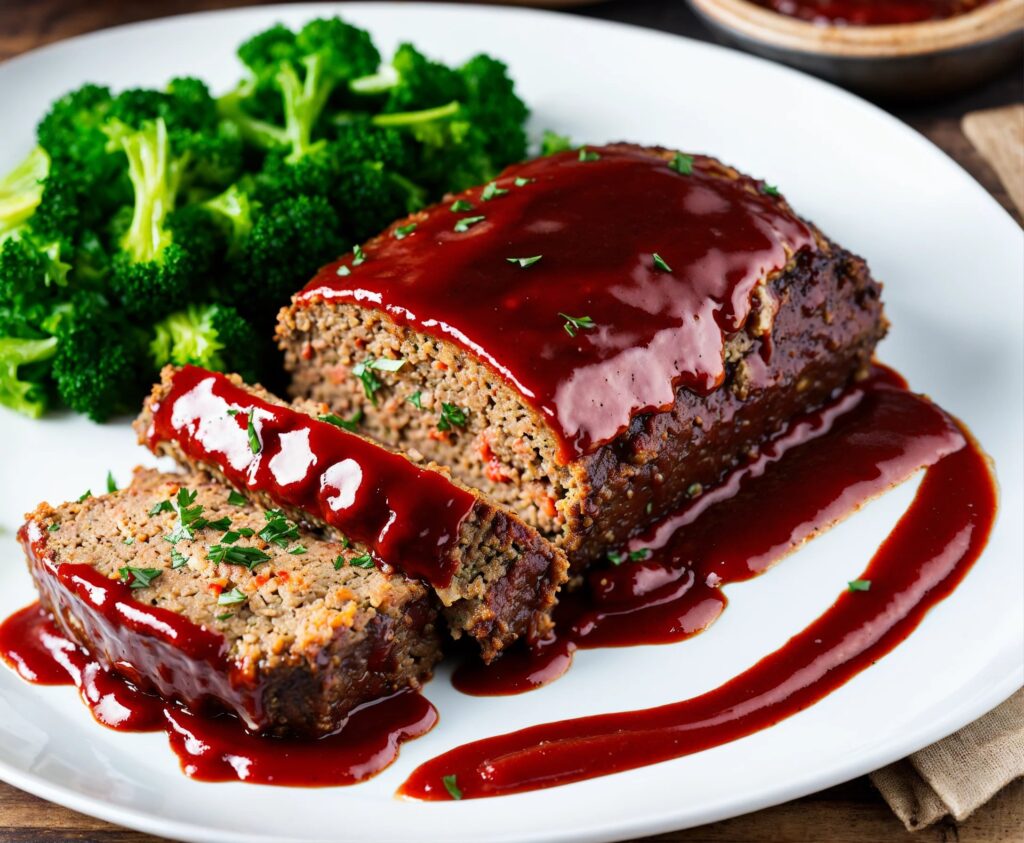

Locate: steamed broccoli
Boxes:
[0,336,56,418]
[150,303,261,382]
[0,146,49,237]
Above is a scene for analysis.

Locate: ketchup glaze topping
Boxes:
[750,0,994,25]
[401,374,997,799]
[146,365,476,588]
[298,147,815,462]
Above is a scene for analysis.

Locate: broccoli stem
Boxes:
[0,146,49,238]
[349,64,400,95]
[216,84,290,151]
[371,100,460,127]
[276,55,334,163]
[118,119,180,263]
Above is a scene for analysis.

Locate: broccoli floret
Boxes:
[0,335,57,418]
[150,303,261,382]
[0,146,49,237]
[202,183,254,250]
[106,119,219,317]
[458,54,529,167]
[377,44,465,114]
[0,234,69,317]
[223,17,381,162]
[51,302,146,422]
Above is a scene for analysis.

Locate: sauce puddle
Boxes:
[402,370,996,798]
[0,604,437,786]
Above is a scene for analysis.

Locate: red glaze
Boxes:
[145,365,476,588]
[401,407,996,799]
[0,605,438,786]
[750,0,993,25]
[298,147,815,462]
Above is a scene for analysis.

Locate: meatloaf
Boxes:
[135,365,568,661]
[20,466,440,737]
[277,143,886,568]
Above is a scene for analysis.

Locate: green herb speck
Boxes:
[393,223,418,240]
[670,152,694,175]
[848,579,872,592]
[506,255,542,268]
[442,774,463,800]
[560,313,595,338]
[652,253,672,273]
[218,587,247,606]
[227,490,248,507]
[454,215,486,233]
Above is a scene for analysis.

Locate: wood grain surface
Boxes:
[0,1,1020,841]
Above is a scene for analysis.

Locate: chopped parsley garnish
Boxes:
[215,612,234,621]
[118,566,162,589]
[670,152,694,175]
[246,413,261,455]
[208,544,271,570]
[47,523,60,531]
[227,490,248,507]
[164,487,208,544]
[288,545,307,555]
[630,548,652,562]
[205,516,232,531]
[506,255,542,268]
[454,215,486,233]
[607,548,651,565]
[217,587,247,606]
[514,177,533,187]
[760,184,780,197]
[259,509,300,548]
[578,148,600,162]
[78,490,92,502]
[237,527,254,537]
[352,244,366,266]
[333,555,346,570]
[353,357,405,404]
[393,223,418,240]
[652,253,672,273]
[450,199,474,212]
[848,579,872,592]
[442,774,463,800]
[560,313,595,338]
[221,531,241,544]
[123,537,134,546]
[607,550,625,565]
[106,471,118,493]
[349,554,374,569]
[481,181,508,201]
[336,265,351,277]
[407,391,423,409]
[226,408,241,417]
[319,410,363,432]
[149,499,174,516]
[437,403,468,432]
[171,548,190,569]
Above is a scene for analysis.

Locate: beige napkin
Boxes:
[870,688,1024,830]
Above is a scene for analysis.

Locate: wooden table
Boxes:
[0,1,1020,840]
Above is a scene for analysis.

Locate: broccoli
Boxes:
[150,303,261,382]
[222,18,381,162]
[105,118,220,317]
[0,146,49,237]
[0,335,57,418]
[0,234,70,319]
[51,301,147,422]
[458,55,529,167]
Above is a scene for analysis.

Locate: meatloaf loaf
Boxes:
[277,143,886,568]
[135,365,568,662]
[20,467,440,737]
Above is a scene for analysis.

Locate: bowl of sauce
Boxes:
[687,0,1023,96]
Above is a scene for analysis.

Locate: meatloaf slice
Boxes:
[135,365,568,662]
[277,143,886,568]
[20,467,441,737]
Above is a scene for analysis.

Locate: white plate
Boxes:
[0,4,1021,842]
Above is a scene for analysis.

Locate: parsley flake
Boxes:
[652,253,673,273]
[333,555,346,570]
[353,358,405,404]
[578,148,600,162]
[47,523,60,532]
[336,265,351,277]
[560,313,595,338]
[78,490,92,502]
[437,403,468,432]
[506,255,542,268]
[848,579,872,592]
[454,215,486,233]
[761,184,780,197]
[215,612,234,621]
[349,554,374,569]
[352,244,367,265]
[227,490,248,507]
[208,544,271,570]
[218,587,247,606]
[442,774,463,800]
[630,548,652,562]
[119,566,162,589]
[259,509,300,548]
[407,391,423,409]
[393,223,418,240]
[481,181,508,201]
[514,177,533,187]
[450,199,474,212]
[123,537,134,546]
[670,152,694,175]
[106,471,118,493]
[149,499,174,516]
[288,545,308,556]
[246,413,261,454]
[319,410,363,432]
[171,548,190,569]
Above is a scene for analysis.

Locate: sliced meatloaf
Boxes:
[135,365,568,662]
[20,467,441,737]
[277,143,887,568]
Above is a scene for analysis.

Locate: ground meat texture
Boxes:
[276,147,887,570]
[20,467,441,737]
[135,368,568,661]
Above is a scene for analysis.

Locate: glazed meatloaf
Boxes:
[20,467,440,736]
[135,365,568,661]
[277,143,886,568]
